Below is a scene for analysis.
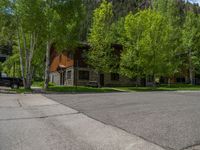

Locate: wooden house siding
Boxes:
[50,51,74,72]
[49,43,137,86]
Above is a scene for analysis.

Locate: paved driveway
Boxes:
[46,91,200,150]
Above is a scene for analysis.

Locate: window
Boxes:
[67,71,72,79]
[67,52,73,59]
[176,77,185,83]
[79,71,89,80]
[81,49,87,59]
[52,75,54,82]
[111,73,119,81]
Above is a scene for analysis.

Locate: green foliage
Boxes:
[120,10,173,78]
[16,0,45,33]
[182,12,199,50]
[115,84,200,92]
[181,11,200,72]
[2,50,21,77]
[0,62,2,72]
[152,0,168,14]
[44,0,85,50]
[87,0,118,73]
[2,0,200,87]
[48,86,118,93]
[1,0,85,88]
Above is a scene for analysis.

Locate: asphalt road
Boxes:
[0,94,164,150]
[46,91,200,150]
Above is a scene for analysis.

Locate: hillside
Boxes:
[80,0,200,41]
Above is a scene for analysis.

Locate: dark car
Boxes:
[0,73,23,88]
[87,81,99,88]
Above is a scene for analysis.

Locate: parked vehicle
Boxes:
[87,81,99,88]
[0,73,23,88]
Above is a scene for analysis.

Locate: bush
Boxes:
[38,82,55,87]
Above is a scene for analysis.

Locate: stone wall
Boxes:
[50,67,137,87]
[74,67,97,86]
[65,67,74,86]
[103,74,136,87]
[74,67,136,87]
[50,72,60,85]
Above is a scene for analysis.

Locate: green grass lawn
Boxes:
[115,84,200,92]
[10,88,33,93]
[11,84,200,94]
[32,81,43,87]
[47,86,119,93]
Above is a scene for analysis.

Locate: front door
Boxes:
[100,74,104,87]
[60,71,66,85]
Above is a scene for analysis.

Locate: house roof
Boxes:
[58,64,67,69]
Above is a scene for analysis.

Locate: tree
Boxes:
[0,0,46,89]
[87,0,118,87]
[152,0,168,14]
[152,0,183,85]
[1,0,84,89]
[182,11,199,84]
[2,50,21,78]
[120,10,172,85]
[43,0,84,89]
[15,0,46,89]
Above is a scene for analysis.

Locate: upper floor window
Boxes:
[67,71,72,79]
[79,70,89,80]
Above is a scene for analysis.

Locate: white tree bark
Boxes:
[44,40,51,90]
[17,27,38,89]
[17,28,26,87]
[189,49,194,85]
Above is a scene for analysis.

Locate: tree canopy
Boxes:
[1,0,200,88]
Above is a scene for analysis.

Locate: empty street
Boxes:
[1,92,200,150]
[46,91,200,150]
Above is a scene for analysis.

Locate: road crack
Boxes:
[17,99,22,107]
[0,112,80,122]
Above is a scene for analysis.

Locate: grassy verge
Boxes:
[10,84,200,94]
[115,84,200,92]
[48,86,119,93]
[10,88,33,93]
[32,81,43,87]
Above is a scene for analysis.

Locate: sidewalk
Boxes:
[0,94,165,150]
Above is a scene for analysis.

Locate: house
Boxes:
[50,42,200,86]
[49,43,137,87]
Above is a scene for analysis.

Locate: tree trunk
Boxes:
[97,72,101,88]
[189,49,194,85]
[17,29,26,88]
[189,67,193,85]
[136,76,140,87]
[22,30,32,89]
[44,41,51,90]
[13,62,15,78]
[26,32,37,89]
[168,77,171,87]
[153,74,156,87]
[25,50,31,89]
